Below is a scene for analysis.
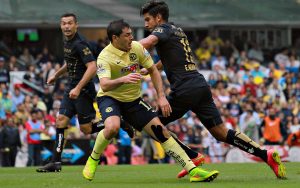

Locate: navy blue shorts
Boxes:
[59,89,96,124]
[97,96,157,131]
[159,78,222,129]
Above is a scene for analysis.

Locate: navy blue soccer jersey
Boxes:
[151,23,207,88]
[63,32,95,91]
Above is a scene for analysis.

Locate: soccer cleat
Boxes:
[267,149,287,179]
[120,121,135,138]
[36,162,62,172]
[82,156,99,181]
[189,167,219,182]
[177,153,205,178]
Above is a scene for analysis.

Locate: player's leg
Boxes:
[76,91,104,135]
[160,95,205,178]
[77,92,134,137]
[142,117,219,182]
[82,96,121,181]
[194,86,286,179]
[36,92,73,172]
[123,98,218,182]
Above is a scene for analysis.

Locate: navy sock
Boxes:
[52,128,65,162]
[226,129,267,162]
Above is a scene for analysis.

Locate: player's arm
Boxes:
[140,35,163,74]
[147,64,172,117]
[47,63,67,85]
[139,34,158,50]
[75,61,97,91]
[69,42,97,99]
[100,73,142,92]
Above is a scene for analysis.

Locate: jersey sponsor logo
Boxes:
[143,48,150,57]
[82,47,92,56]
[105,107,113,113]
[121,63,139,73]
[97,64,105,74]
[129,53,137,62]
[64,48,72,53]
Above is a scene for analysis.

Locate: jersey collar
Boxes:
[107,43,127,57]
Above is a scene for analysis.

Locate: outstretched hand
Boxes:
[157,96,172,117]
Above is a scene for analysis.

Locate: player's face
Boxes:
[143,13,159,32]
[60,16,78,39]
[114,27,133,52]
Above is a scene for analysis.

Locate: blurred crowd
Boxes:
[1,31,300,167]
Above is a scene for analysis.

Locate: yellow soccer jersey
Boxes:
[96,41,153,102]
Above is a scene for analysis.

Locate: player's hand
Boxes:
[157,96,172,117]
[122,73,142,84]
[140,68,149,75]
[69,87,81,99]
[47,75,57,85]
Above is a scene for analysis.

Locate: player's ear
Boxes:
[112,35,118,42]
[156,14,162,22]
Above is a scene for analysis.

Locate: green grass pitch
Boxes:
[0,162,299,188]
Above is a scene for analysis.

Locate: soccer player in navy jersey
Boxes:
[139,1,286,179]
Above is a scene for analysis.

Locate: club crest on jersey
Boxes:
[129,53,137,62]
[121,63,139,73]
[105,107,113,113]
[82,47,92,56]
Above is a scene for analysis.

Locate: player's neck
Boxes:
[158,20,167,25]
[65,32,76,41]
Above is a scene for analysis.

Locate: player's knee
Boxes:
[56,116,68,129]
[104,123,120,138]
[80,125,92,135]
[151,124,170,143]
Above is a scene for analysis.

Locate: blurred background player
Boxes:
[36,13,104,172]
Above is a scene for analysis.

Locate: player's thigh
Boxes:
[97,96,122,123]
[59,92,76,122]
[75,92,96,125]
[191,86,223,129]
[121,98,157,132]
[159,95,189,125]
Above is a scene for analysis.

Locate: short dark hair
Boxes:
[60,13,77,23]
[107,19,130,42]
[140,1,169,21]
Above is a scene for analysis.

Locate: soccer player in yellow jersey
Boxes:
[82,19,219,182]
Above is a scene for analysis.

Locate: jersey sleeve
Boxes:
[75,41,96,64]
[151,24,170,43]
[134,42,153,69]
[96,56,111,79]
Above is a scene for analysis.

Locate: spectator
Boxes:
[248,42,264,63]
[0,56,9,85]
[19,48,35,67]
[274,47,290,68]
[0,118,22,167]
[11,87,25,107]
[260,108,286,145]
[25,109,44,166]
